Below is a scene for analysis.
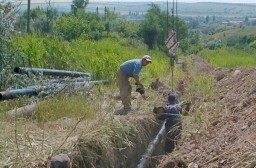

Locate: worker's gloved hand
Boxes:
[153,106,167,121]
[136,84,145,95]
[153,106,165,114]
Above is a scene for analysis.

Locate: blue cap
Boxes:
[168,93,176,102]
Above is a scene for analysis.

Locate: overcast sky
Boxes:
[18,0,255,3]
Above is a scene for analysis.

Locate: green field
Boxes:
[199,47,256,68]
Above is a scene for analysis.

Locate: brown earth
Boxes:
[1,55,255,168]
[31,55,255,168]
[157,55,256,168]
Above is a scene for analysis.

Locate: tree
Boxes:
[189,30,200,45]
[71,0,89,14]
[205,15,209,23]
[54,14,90,41]
[53,11,106,41]
[15,3,59,33]
[139,4,164,49]
[0,1,16,64]
[139,3,187,50]
[31,7,58,33]
[188,19,200,29]
[0,1,27,89]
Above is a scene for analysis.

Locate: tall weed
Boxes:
[12,33,169,83]
[199,47,256,68]
[35,93,97,122]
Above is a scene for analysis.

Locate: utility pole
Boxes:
[167,0,169,37]
[176,0,178,41]
[27,0,30,33]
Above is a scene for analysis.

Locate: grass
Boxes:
[179,56,219,142]
[35,93,97,122]
[1,32,172,166]
[12,34,169,82]
[208,27,256,42]
[74,117,140,167]
[8,29,256,167]
[0,81,158,167]
[199,47,256,68]
[0,53,230,167]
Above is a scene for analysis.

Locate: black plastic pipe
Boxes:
[14,67,91,78]
[0,88,42,101]
[137,122,166,168]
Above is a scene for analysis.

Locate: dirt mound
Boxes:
[158,56,256,168]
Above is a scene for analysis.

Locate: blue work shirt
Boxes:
[120,59,142,77]
[157,103,182,131]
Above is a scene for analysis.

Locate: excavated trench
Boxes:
[70,119,165,168]
[65,77,183,168]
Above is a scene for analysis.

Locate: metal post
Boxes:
[167,0,169,37]
[172,0,174,31]
[27,0,30,33]
[176,0,178,41]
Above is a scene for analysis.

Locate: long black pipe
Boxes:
[137,122,166,168]
[49,78,86,84]
[0,80,109,101]
[137,101,191,168]
[49,79,109,85]
[89,80,109,85]
[0,88,42,101]
[14,67,91,78]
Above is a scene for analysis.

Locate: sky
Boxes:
[17,0,256,4]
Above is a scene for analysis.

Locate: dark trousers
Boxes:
[165,122,182,154]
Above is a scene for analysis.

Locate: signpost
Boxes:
[165,31,179,55]
[165,31,179,92]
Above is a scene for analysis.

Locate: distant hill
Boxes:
[18,1,256,18]
[203,26,256,42]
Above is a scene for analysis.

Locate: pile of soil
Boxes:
[157,55,256,168]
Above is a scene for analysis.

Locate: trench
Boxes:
[70,119,165,168]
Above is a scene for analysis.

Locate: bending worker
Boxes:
[116,55,152,111]
[157,93,182,154]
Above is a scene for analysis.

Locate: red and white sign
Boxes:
[169,41,179,54]
[165,31,179,55]
[165,32,176,49]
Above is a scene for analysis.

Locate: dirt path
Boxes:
[157,55,256,168]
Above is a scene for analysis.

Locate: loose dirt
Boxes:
[1,55,255,168]
[157,55,256,168]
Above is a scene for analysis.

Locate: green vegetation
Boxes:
[12,34,169,81]
[35,94,97,121]
[202,27,256,50]
[181,57,219,143]
[139,3,187,50]
[190,73,215,99]
[199,47,256,68]
[1,1,256,167]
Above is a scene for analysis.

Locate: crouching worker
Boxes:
[115,55,152,115]
[154,93,182,154]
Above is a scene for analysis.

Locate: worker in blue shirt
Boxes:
[116,55,152,113]
[157,93,182,154]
